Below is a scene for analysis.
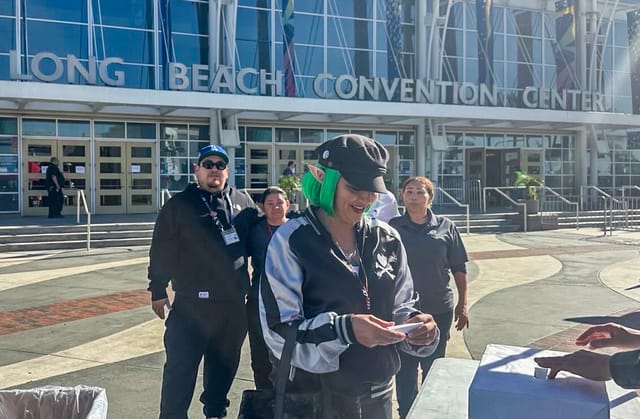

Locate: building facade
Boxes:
[1,0,640,215]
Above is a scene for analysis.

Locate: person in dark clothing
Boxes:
[260,135,440,419]
[535,322,640,389]
[45,157,65,218]
[282,160,296,176]
[239,186,291,390]
[148,144,256,419]
[389,176,469,419]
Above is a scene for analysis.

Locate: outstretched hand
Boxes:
[534,350,612,381]
[575,323,640,350]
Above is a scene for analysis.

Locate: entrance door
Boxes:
[245,145,272,195]
[95,142,156,214]
[274,145,318,208]
[22,139,90,216]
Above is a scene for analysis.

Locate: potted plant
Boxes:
[278,174,302,211]
[513,171,542,214]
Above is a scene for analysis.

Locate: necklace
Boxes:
[334,241,371,310]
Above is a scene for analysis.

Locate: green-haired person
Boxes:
[259,134,439,418]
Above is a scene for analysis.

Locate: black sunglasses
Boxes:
[200,160,227,170]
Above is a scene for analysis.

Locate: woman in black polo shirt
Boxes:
[389,176,470,419]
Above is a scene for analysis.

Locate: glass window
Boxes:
[236,40,261,69]
[161,141,188,157]
[399,146,414,159]
[189,141,210,156]
[0,55,9,80]
[27,0,87,22]
[246,127,272,142]
[399,132,415,145]
[296,0,323,14]
[94,0,153,29]
[0,194,18,211]
[127,123,156,139]
[100,28,153,64]
[0,138,17,154]
[27,21,88,58]
[170,0,208,35]
[161,124,188,140]
[106,63,154,89]
[375,131,397,145]
[276,128,299,143]
[276,13,323,46]
[301,129,324,143]
[237,7,262,41]
[189,125,209,141]
[95,122,125,138]
[327,17,372,49]
[0,118,17,135]
[172,34,208,66]
[23,119,55,136]
[62,145,86,157]
[100,147,122,158]
[327,0,371,19]
[291,45,324,76]
[0,18,14,54]
[59,120,90,137]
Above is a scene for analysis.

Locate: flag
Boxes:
[386,0,403,80]
[477,0,493,85]
[554,0,576,89]
[628,10,640,114]
[282,0,296,97]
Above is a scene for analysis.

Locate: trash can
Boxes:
[0,385,107,419]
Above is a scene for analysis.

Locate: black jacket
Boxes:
[147,183,255,302]
[260,207,439,393]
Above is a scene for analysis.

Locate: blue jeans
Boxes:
[395,310,453,419]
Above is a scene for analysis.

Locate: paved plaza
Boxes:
[1,228,640,418]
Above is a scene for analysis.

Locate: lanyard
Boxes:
[200,193,229,231]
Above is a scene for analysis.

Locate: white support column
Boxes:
[576,0,587,90]
[15,0,21,74]
[416,0,427,80]
[576,129,588,192]
[209,0,221,90]
[417,120,426,176]
[153,0,160,90]
[225,0,238,75]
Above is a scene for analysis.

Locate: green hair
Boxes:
[301,165,341,215]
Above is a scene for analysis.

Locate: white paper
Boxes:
[131,165,141,173]
[469,344,609,419]
[41,166,47,174]
[75,166,85,174]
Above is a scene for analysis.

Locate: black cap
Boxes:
[316,134,389,193]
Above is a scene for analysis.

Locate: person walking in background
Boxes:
[147,144,255,419]
[237,186,291,391]
[535,322,640,389]
[260,134,440,418]
[366,190,400,223]
[282,160,296,176]
[389,176,469,419]
[45,157,65,218]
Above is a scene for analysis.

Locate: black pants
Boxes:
[395,310,453,419]
[159,297,247,419]
[246,294,273,390]
[47,188,64,217]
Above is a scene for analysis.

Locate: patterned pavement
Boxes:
[1,228,639,418]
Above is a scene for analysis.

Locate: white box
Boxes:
[469,344,609,419]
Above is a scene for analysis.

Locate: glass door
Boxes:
[95,142,156,214]
[246,145,272,199]
[95,142,126,214]
[22,139,90,216]
[127,143,156,213]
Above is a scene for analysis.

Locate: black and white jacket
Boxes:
[259,206,439,391]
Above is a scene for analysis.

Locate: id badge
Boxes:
[222,227,240,245]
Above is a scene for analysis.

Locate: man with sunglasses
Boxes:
[148,144,255,419]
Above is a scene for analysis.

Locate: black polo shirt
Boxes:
[389,209,468,315]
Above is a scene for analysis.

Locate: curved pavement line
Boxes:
[463,234,524,252]
[0,257,149,292]
[0,318,165,389]
[0,251,66,268]
[446,255,563,359]
[598,253,640,303]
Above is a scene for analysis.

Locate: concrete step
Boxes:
[0,237,152,252]
[0,229,153,244]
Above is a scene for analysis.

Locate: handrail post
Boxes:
[523,202,527,233]
[76,190,80,224]
[482,187,487,213]
[466,205,470,236]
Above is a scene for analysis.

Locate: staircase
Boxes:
[439,211,522,234]
[0,215,156,252]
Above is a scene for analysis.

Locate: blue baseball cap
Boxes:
[198,144,229,164]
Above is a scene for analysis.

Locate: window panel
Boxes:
[327,17,372,49]
[189,125,209,141]
[27,0,87,22]
[0,18,14,53]
[293,13,324,46]
[23,119,55,136]
[327,0,372,19]
[237,7,262,41]
[94,0,153,29]
[127,123,156,139]
[170,0,208,35]
[100,28,153,64]
[95,122,125,138]
[27,21,88,58]
[59,120,90,137]
[161,124,188,140]
[0,118,17,135]
[294,45,324,76]
[172,34,208,66]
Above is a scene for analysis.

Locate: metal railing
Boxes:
[75,189,91,251]
[580,185,617,211]
[161,188,172,206]
[538,185,580,230]
[483,187,527,232]
[436,187,470,235]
